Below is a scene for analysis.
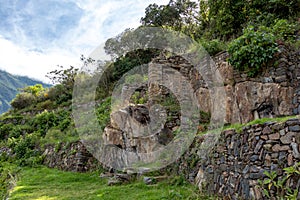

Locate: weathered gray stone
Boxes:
[269,132,280,140]
[260,135,268,140]
[250,155,259,162]
[289,125,300,132]
[287,154,294,166]
[272,144,290,152]
[279,129,286,136]
[265,154,272,167]
[271,153,279,159]
[108,177,122,186]
[286,119,300,126]
[254,140,264,154]
[242,165,249,174]
[291,142,300,158]
[262,126,272,135]
[280,132,295,144]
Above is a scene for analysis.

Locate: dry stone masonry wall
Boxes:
[43,141,99,172]
[214,45,300,124]
[196,118,300,199]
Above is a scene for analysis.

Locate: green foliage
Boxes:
[28,109,70,137]
[206,0,247,40]
[35,99,55,110]
[271,19,298,42]
[10,92,36,109]
[258,162,300,199]
[228,26,279,77]
[140,0,299,42]
[22,84,45,97]
[47,84,72,105]
[199,38,226,56]
[96,97,112,131]
[30,110,59,136]
[10,84,49,110]
[40,128,78,148]
[223,116,297,133]
[45,66,79,105]
[0,163,20,199]
[0,69,51,114]
[7,132,42,166]
[199,111,210,124]
[130,91,148,105]
[46,65,78,86]
[141,0,202,39]
[0,123,15,140]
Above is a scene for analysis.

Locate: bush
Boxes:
[0,123,14,140]
[48,84,72,105]
[35,99,54,110]
[30,110,59,136]
[199,38,226,55]
[228,26,279,77]
[96,97,111,131]
[10,92,36,109]
[272,19,298,42]
[22,84,45,97]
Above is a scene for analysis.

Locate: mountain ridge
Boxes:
[0,69,51,113]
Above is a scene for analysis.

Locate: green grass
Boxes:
[223,115,298,133]
[8,166,212,200]
[198,115,299,135]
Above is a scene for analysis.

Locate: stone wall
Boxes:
[215,45,300,124]
[43,141,99,172]
[100,44,299,173]
[143,45,300,125]
[196,118,300,199]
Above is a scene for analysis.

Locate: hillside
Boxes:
[0,69,51,114]
[0,0,299,199]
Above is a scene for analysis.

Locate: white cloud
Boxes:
[0,0,169,82]
[65,0,169,55]
[0,36,80,83]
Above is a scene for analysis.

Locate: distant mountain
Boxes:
[0,69,51,113]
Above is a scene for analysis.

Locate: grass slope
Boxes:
[8,167,211,200]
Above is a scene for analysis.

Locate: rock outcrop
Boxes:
[214,45,299,124]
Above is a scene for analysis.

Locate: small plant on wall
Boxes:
[258,162,300,200]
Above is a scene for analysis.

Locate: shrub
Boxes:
[48,84,72,105]
[96,97,111,131]
[35,99,54,110]
[0,123,14,140]
[271,19,298,42]
[228,26,279,77]
[22,84,45,97]
[30,110,59,136]
[10,92,36,109]
[199,38,226,55]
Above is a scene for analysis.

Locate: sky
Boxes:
[0,0,169,83]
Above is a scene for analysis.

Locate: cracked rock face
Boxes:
[104,104,173,154]
[197,46,299,124]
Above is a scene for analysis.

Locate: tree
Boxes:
[45,66,79,104]
[141,0,200,38]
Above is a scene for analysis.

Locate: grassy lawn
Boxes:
[8,167,211,200]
